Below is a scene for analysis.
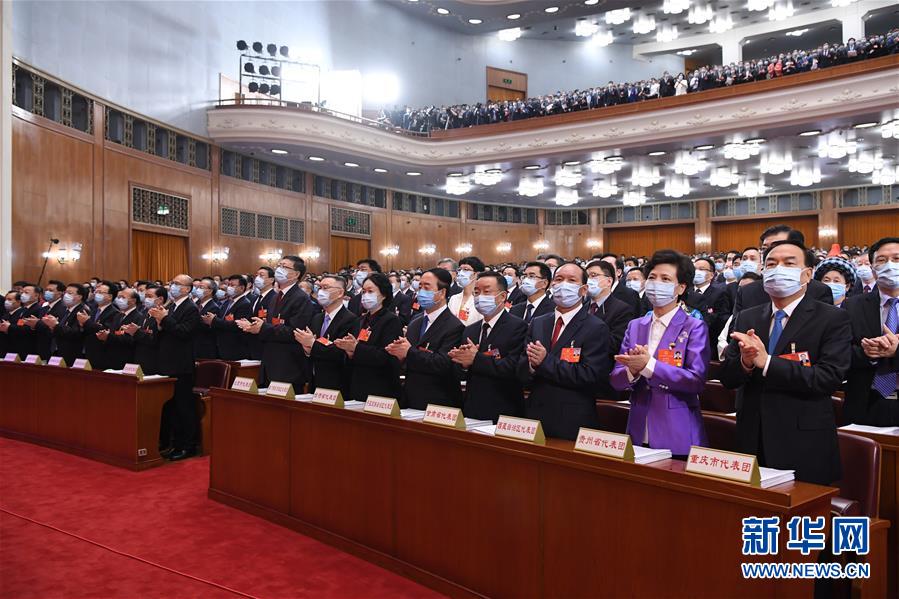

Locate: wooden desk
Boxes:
[210,388,839,598]
[0,362,174,470]
[838,427,899,597]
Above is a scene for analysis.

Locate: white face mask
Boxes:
[625,280,642,293]
[875,261,899,290]
[551,282,582,308]
[763,265,805,298]
[644,281,678,307]
[274,267,291,284]
[455,270,474,288]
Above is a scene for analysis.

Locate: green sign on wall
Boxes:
[502,78,513,84]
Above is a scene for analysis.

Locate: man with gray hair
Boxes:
[437,257,461,299]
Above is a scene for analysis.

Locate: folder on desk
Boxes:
[401,409,426,421]
[758,467,795,489]
[632,446,671,464]
[840,423,899,436]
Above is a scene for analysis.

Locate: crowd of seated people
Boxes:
[3,230,897,483]
[379,29,899,133]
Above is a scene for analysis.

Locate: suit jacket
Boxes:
[309,306,360,399]
[720,294,850,484]
[509,294,554,324]
[2,307,28,358]
[611,282,642,318]
[638,291,652,317]
[610,309,709,455]
[211,295,253,360]
[106,308,146,369]
[733,278,833,314]
[586,295,634,400]
[350,309,404,402]
[507,286,527,306]
[347,292,364,318]
[35,300,68,360]
[516,306,609,440]
[843,290,899,426]
[157,299,201,376]
[132,313,162,375]
[686,284,732,354]
[192,299,220,360]
[81,304,121,370]
[6,302,41,358]
[52,304,90,366]
[403,308,465,409]
[259,285,317,388]
[247,289,276,359]
[390,291,413,326]
[446,283,463,300]
[459,311,527,422]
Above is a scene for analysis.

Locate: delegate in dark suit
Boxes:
[308,307,360,398]
[35,300,68,360]
[611,282,642,318]
[586,295,633,400]
[81,304,120,370]
[211,294,252,360]
[459,311,528,422]
[106,308,145,369]
[720,295,850,484]
[507,286,527,306]
[7,302,41,359]
[843,290,899,425]
[686,284,732,353]
[132,312,162,375]
[260,285,317,388]
[156,297,201,453]
[349,309,404,402]
[509,294,554,323]
[517,306,610,440]
[247,289,275,360]
[193,299,220,359]
[732,278,833,313]
[52,305,90,366]
[403,308,465,409]
[390,291,413,326]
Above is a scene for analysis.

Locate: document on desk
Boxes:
[400,409,426,421]
[237,359,262,367]
[632,446,672,464]
[464,418,494,431]
[840,423,899,436]
[343,400,366,410]
[470,424,497,436]
[759,467,795,489]
[140,374,167,380]
[294,393,314,402]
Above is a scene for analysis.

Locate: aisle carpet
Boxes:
[0,438,441,598]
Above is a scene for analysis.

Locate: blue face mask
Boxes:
[693,270,707,286]
[316,289,333,307]
[474,294,500,316]
[626,280,642,293]
[715,262,725,272]
[411,280,420,291]
[143,297,157,309]
[192,287,204,299]
[875,261,899,289]
[417,289,438,310]
[762,265,805,298]
[855,264,873,282]
[551,282,582,309]
[215,289,227,300]
[504,275,515,288]
[169,284,183,299]
[520,278,539,296]
[354,271,368,286]
[645,281,679,307]
[741,260,759,274]
[825,282,846,302]
[455,270,474,288]
[43,290,55,302]
[586,278,603,298]
[731,266,743,279]
[361,292,380,311]
[114,297,129,310]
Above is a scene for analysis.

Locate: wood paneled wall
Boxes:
[605,224,696,257]
[839,210,899,248]
[712,215,819,252]
[11,109,894,283]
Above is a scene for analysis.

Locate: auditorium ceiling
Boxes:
[220,107,899,209]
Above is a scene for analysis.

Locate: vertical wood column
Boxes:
[91,101,106,277]
[208,146,221,276]
[0,0,11,289]
[695,200,712,253]
[589,208,602,253]
[818,190,838,247]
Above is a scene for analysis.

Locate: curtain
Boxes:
[131,230,188,282]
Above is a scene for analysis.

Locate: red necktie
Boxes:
[550,316,564,348]
[273,291,284,315]
[589,303,598,316]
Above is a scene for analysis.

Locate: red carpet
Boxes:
[0,438,442,598]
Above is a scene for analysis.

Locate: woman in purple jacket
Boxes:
[611,250,709,457]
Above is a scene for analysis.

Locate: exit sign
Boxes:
[346,217,357,226]
[502,78,513,84]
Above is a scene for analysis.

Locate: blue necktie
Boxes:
[872,298,898,398]
[419,315,429,339]
[767,310,786,355]
[321,312,331,337]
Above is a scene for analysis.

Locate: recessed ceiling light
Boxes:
[507,13,520,19]
[270,148,288,155]
[308,155,325,161]
[544,6,559,13]
[447,172,463,177]
[647,150,666,156]
[468,18,482,24]
[853,121,878,129]
[563,160,581,166]
[745,137,766,144]
[798,129,821,137]
[584,0,599,4]
[344,162,359,167]
[436,7,449,15]
[406,171,422,176]
[694,144,715,151]
[485,168,502,174]
[523,164,541,170]
[606,156,624,162]
[373,168,388,173]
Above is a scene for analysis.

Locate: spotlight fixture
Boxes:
[270,66,281,77]
[544,6,559,13]
[648,150,666,156]
[436,7,449,14]
[259,65,270,76]
[248,82,259,93]
[259,83,270,94]
[584,0,599,4]
[694,144,715,151]
[406,171,422,176]
[373,168,388,173]
[523,164,541,170]
[853,122,878,129]
[279,45,290,57]
[344,162,359,167]
[236,40,248,51]
[266,43,277,56]
[308,155,325,161]
[271,149,288,155]
[244,63,255,73]
[270,84,281,95]
[468,18,482,24]
[632,13,656,34]
[605,8,631,25]
[252,41,263,53]
[506,13,521,19]
[799,129,822,137]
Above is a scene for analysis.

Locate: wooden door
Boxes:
[330,236,371,272]
[604,224,696,256]
[839,211,899,247]
[131,230,189,282]
[712,215,819,252]
[487,87,526,102]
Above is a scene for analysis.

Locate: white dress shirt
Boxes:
[421,303,449,335]
[448,292,483,327]
[550,306,580,342]
[626,304,679,383]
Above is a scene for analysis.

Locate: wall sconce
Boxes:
[380,245,399,257]
[43,242,82,264]
[585,239,601,249]
[419,244,437,256]
[259,249,283,264]
[202,247,230,263]
[300,247,321,261]
[496,242,512,254]
[533,240,550,250]
[818,226,838,238]
[695,235,712,246]
[455,243,473,254]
